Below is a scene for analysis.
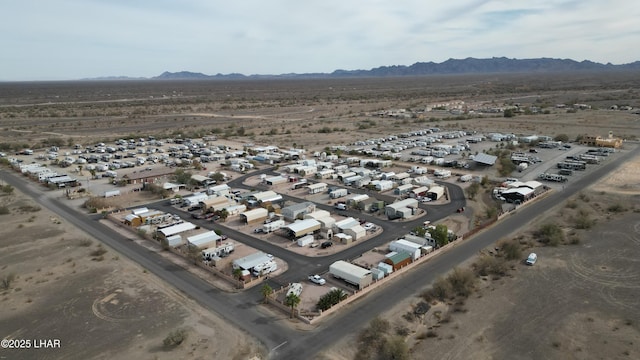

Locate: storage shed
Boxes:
[384,251,413,271]
[165,234,183,248]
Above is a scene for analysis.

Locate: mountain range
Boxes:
[100,57,640,81]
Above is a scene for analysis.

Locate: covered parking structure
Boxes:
[284,219,321,239]
[232,252,272,271]
[240,208,269,224]
[156,222,197,240]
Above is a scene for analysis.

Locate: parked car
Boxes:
[526,253,538,265]
[254,228,264,234]
[320,241,333,249]
[308,274,326,285]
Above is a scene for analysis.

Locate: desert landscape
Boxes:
[1,72,640,360]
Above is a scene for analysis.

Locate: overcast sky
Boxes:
[2,0,639,81]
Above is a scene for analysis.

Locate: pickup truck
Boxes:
[308,274,326,285]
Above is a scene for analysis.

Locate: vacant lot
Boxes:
[0,185,263,360]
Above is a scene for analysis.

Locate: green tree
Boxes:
[209,172,226,183]
[216,208,229,222]
[429,224,449,247]
[233,267,243,279]
[411,226,427,237]
[261,284,273,304]
[284,293,301,318]
[174,168,193,186]
[554,133,569,143]
[316,288,348,311]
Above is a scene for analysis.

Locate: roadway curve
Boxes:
[1,143,636,359]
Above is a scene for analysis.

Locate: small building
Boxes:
[394,184,414,195]
[383,251,413,271]
[334,232,353,244]
[334,217,366,240]
[385,198,419,219]
[200,196,230,212]
[411,186,430,198]
[427,185,446,200]
[329,260,373,290]
[187,231,221,250]
[281,202,316,222]
[389,240,422,260]
[165,234,183,248]
[307,182,327,194]
[264,176,288,185]
[346,194,369,206]
[501,187,534,204]
[207,184,230,197]
[240,208,269,224]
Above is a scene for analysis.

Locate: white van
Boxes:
[526,253,537,266]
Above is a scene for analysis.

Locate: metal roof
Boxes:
[473,153,498,165]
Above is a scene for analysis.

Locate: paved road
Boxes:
[1,144,636,359]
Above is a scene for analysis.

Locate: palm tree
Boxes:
[261,284,273,304]
[284,293,301,319]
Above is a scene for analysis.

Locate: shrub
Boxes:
[355,317,390,360]
[607,203,625,213]
[163,328,188,348]
[423,276,452,301]
[1,273,16,290]
[90,245,107,257]
[535,223,565,246]
[474,256,508,277]
[379,336,410,360]
[447,267,476,298]
[499,239,522,261]
[574,210,595,230]
[0,206,9,215]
